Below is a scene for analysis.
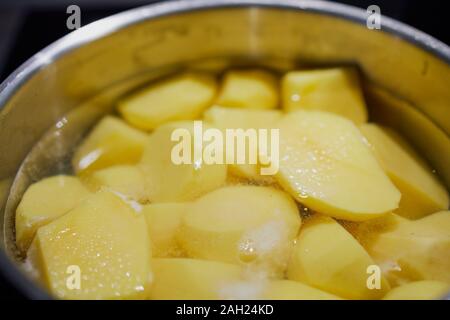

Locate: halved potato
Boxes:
[383,281,449,300]
[355,211,450,285]
[287,215,390,300]
[142,203,188,257]
[27,190,152,300]
[150,258,242,299]
[262,280,342,300]
[275,111,400,221]
[72,116,148,174]
[16,175,90,253]
[82,165,146,202]
[179,185,301,276]
[204,105,282,183]
[118,73,217,130]
[216,70,278,109]
[140,121,227,202]
[282,67,367,124]
[360,123,449,219]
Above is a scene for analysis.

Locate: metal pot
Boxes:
[0,0,448,299]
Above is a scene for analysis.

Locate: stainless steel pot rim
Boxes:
[0,0,448,300]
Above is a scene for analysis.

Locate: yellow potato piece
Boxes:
[383,281,449,300]
[82,165,146,202]
[140,121,227,202]
[282,67,367,124]
[72,116,148,174]
[262,280,342,300]
[16,175,90,253]
[142,203,188,257]
[150,258,242,299]
[216,69,278,109]
[275,111,400,221]
[287,215,390,300]
[204,105,282,183]
[28,190,152,300]
[179,186,301,276]
[355,211,450,285]
[360,123,449,219]
[118,73,217,130]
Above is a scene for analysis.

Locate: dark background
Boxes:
[0,0,447,299]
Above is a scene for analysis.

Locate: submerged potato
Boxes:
[150,258,242,300]
[142,203,188,257]
[282,67,367,124]
[16,175,90,253]
[275,111,400,221]
[204,105,282,183]
[360,123,449,219]
[262,280,342,300]
[383,281,449,300]
[216,69,278,109]
[140,121,227,202]
[28,190,152,300]
[355,211,450,285]
[72,116,148,174]
[179,186,301,275]
[287,215,390,300]
[118,73,217,130]
[82,165,146,202]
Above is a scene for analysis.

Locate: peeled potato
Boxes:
[204,105,282,182]
[179,186,301,276]
[28,190,151,300]
[140,121,227,202]
[282,67,367,124]
[262,280,342,300]
[142,203,188,257]
[355,211,450,285]
[150,258,242,299]
[275,111,400,221]
[16,175,90,253]
[118,73,217,130]
[72,116,148,174]
[360,123,449,219]
[287,215,390,300]
[383,281,449,300]
[82,165,146,202]
[204,105,282,129]
[216,69,278,109]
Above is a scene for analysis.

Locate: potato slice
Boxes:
[118,73,217,130]
[27,190,151,300]
[142,203,188,257]
[72,116,148,174]
[204,105,282,182]
[262,280,342,300]
[179,186,301,276]
[16,175,90,253]
[140,121,227,202]
[355,211,450,285]
[204,105,282,129]
[360,123,449,219]
[383,281,449,300]
[282,67,367,124]
[150,258,242,299]
[275,111,400,221]
[287,215,390,299]
[216,69,278,109]
[82,165,146,202]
